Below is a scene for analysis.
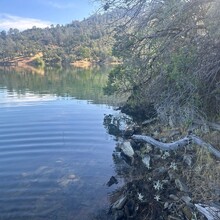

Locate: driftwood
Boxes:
[132,134,220,159]
[195,203,220,220]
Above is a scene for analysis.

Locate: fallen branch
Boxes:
[195,203,220,220]
[132,135,189,151]
[132,134,220,159]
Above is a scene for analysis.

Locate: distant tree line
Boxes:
[0,12,121,66]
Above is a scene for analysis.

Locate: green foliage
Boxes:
[0,12,120,65]
[75,46,91,59]
[99,0,220,123]
[0,67,112,105]
[165,47,197,88]
[104,65,125,95]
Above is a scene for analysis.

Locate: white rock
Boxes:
[121,141,134,158]
[142,155,151,169]
[112,196,127,210]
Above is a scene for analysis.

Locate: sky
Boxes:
[0,0,100,31]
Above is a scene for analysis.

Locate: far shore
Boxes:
[0,54,121,72]
[0,53,45,75]
[71,60,93,69]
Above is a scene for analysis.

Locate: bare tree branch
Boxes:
[132,134,220,159]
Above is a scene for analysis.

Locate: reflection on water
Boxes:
[0,67,117,220]
[0,88,56,107]
[0,66,112,104]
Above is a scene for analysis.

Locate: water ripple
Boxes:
[0,89,115,220]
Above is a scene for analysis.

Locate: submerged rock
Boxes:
[107,176,118,187]
[58,174,79,187]
[108,124,121,136]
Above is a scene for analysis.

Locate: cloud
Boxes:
[47,1,76,9]
[0,14,52,31]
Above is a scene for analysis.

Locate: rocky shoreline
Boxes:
[100,113,220,220]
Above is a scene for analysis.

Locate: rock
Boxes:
[114,210,124,220]
[112,196,127,210]
[183,154,193,166]
[142,155,151,169]
[123,126,134,137]
[120,141,134,158]
[168,116,174,128]
[129,139,139,150]
[169,194,179,201]
[58,174,79,187]
[108,123,121,136]
[168,203,174,210]
[107,176,118,187]
[164,202,169,209]
[181,205,193,219]
[104,114,113,124]
[181,196,192,205]
[120,141,135,164]
[175,178,189,192]
[68,174,76,179]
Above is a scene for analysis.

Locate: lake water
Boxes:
[0,67,117,220]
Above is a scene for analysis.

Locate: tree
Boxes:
[100,0,220,124]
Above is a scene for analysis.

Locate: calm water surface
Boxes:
[0,67,116,220]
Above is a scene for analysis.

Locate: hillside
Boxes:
[0,11,120,67]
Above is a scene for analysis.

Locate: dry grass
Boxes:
[142,123,220,203]
[0,53,45,75]
[183,146,220,202]
[71,60,92,69]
